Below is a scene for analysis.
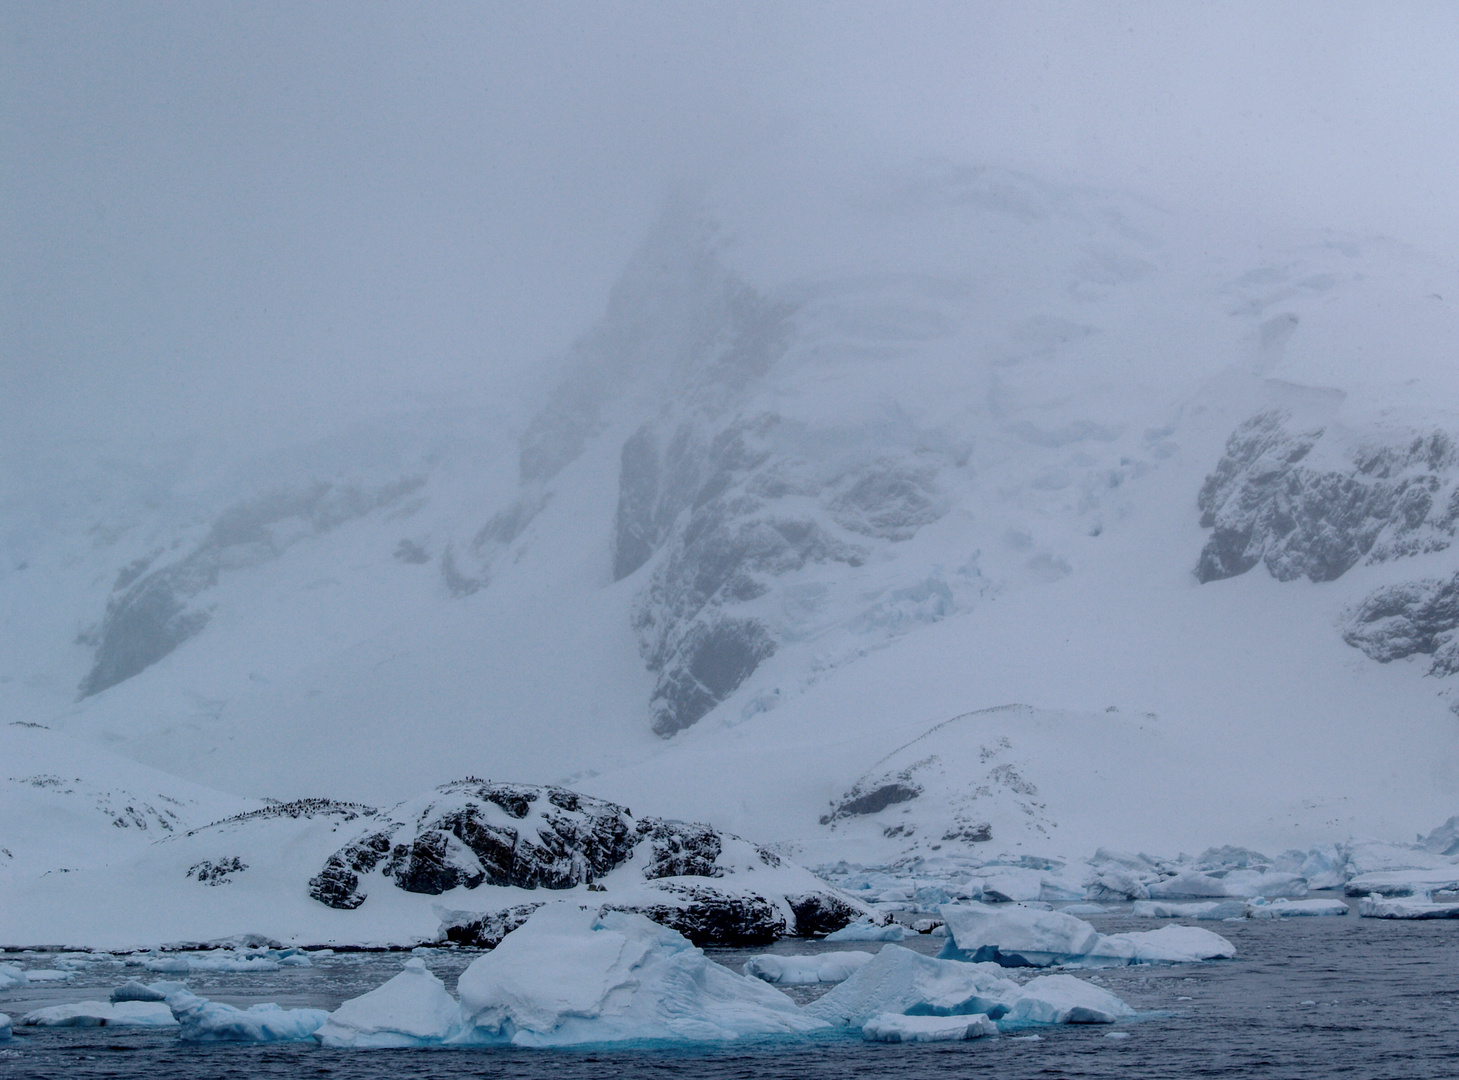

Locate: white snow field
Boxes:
[5,160,1459,947]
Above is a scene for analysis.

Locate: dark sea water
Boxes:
[5,906,1459,1079]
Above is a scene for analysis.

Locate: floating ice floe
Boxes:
[165,986,329,1042]
[19,969,73,982]
[0,965,25,990]
[1131,900,1247,920]
[20,1001,178,1028]
[743,951,874,985]
[806,944,1132,1027]
[1245,898,1349,918]
[143,950,282,974]
[938,902,1234,967]
[806,945,1021,1024]
[1146,870,1306,900]
[861,1012,999,1042]
[455,904,827,1046]
[1059,904,1107,916]
[0,1014,9,1041]
[112,980,169,1003]
[1344,869,1459,898]
[1133,898,1348,920]
[315,958,463,1048]
[823,917,909,942]
[958,866,1086,906]
[1357,894,1459,919]
[1003,974,1134,1025]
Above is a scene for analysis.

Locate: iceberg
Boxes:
[1103,925,1236,963]
[144,951,280,974]
[805,943,1134,1028]
[19,969,73,982]
[743,951,874,985]
[822,917,909,942]
[1003,974,1134,1025]
[1131,900,1246,920]
[314,958,463,1048]
[938,903,1100,966]
[806,944,1021,1025]
[1358,894,1459,919]
[0,1013,9,1041]
[20,1001,178,1028]
[1345,869,1459,898]
[1245,898,1348,918]
[939,902,1234,967]
[1147,870,1305,899]
[973,868,1044,903]
[861,1012,998,1042]
[0,964,24,990]
[112,979,170,1002]
[165,987,329,1042]
[455,904,826,1045]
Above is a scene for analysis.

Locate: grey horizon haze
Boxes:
[3,1,1458,462]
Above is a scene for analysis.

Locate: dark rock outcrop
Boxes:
[439,903,545,948]
[786,892,865,937]
[637,818,724,879]
[821,781,923,825]
[1196,410,1459,584]
[606,882,787,946]
[1343,572,1459,675]
[309,780,637,908]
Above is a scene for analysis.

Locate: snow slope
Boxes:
[5,159,1459,909]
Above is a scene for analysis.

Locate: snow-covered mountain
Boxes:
[6,161,1459,905]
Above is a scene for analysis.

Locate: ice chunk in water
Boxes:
[806,944,1020,1025]
[823,917,909,942]
[455,904,826,1046]
[1358,894,1459,919]
[165,987,328,1042]
[0,1013,10,1041]
[1102,925,1236,963]
[743,951,874,985]
[1131,900,1246,920]
[937,903,1101,966]
[0,965,24,990]
[314,958,464,1048]
[1004,974,1134,1025]
[861,1012,998,1042]
[20,1001,178,1028]
[940,902,1234,966]
[1245,898,1349,918]
[112,979,169,1003]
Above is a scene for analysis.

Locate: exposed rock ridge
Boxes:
[1196,409,1459,583]
[1343,572,1459,676]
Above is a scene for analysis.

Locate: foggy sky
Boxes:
[4,1,1457,456]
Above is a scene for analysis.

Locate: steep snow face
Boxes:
[0,722,255,878]
[79,477,425,697]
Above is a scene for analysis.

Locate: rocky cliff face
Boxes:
[1343,573,1459,676]
[1196,410,1459,584]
